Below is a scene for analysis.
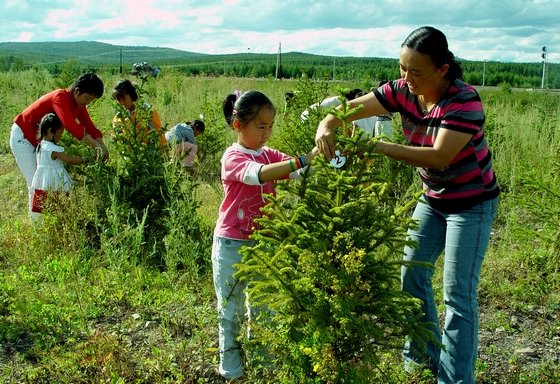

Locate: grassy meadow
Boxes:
[0,69,559,383]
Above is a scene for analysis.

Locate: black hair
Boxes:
[112,79,139,101]
[370,80,389,92]
[190,119,205,133]
[222,90,275,128]
[401,26,463,81]
[38,113,63,143]
[70,72,104,98]
[345,88,363,100]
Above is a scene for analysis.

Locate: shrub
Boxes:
[236,101,433,383]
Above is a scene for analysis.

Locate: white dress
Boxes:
[32,140,72,193]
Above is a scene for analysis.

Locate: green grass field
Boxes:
[1,70,559,383]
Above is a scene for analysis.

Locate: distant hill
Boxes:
[1,41,557,88]
[0,41,207,65]
[0,40,400,80]
[0,40,386,67]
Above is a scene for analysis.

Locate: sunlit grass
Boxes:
[1,70,559,383]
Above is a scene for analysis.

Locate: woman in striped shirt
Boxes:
[315,26,499,384]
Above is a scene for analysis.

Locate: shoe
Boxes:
[215,367,243,382]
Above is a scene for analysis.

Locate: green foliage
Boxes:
[0,54,25,71]
[106,101,169,262]
[2,71,560,383]
[72,84,213,271]
[235,101,433,383]
[478,90,560,314]
[190,87,237,184]
[516,112,560,276]
[54,59,82,89]
[161,156,212,275]
[3,41,560,87]
[499,82,513,94]
[269,78,331,155]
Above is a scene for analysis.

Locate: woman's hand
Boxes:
[315,120,337,159]
[95,142,109,163]
[100,145,109,162]
[83,134,110,163]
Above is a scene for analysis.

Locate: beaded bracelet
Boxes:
[289,159,296,172]
[290,156,309,172]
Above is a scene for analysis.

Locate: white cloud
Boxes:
[14,31,33,43]
[0,0,559,62]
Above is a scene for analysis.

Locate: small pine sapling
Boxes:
[236,94,434,383]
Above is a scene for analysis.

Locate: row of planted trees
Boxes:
[3,51,559,88]
[174,58,559,88]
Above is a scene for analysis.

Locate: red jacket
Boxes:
[14,89,103,147]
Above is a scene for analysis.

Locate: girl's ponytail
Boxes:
[39,113,62,140]
[223,93,238,127]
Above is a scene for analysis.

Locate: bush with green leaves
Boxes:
[270,78,329,154]
[270,79,345,157]
[236,101,433,383]
[190,88,237,184]
[54,59,83,89]
[517,105,560,277]
[78,85,211,270]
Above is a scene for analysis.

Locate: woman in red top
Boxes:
[9,72,109,219]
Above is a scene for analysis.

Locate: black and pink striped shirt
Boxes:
[374,79,499,212]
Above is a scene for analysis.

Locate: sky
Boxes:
[1,0,559,63]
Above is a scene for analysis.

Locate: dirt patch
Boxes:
[477,305,560,383]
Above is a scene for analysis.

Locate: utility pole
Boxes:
[275,42,281,79]
[332,57,336,81]
[120,48,123,74]
[541,46,547,89]
[482,60,486,87]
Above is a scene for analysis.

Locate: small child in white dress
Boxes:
[31,113,90,220]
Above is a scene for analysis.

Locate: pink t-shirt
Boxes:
[214,143,291,240]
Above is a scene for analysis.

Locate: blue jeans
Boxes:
[212,236,256,380]
[402,197,498,384]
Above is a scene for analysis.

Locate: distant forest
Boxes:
[0,41,557,89]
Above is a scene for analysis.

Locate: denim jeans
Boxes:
[212,236,254,380]
[402,197,499,384]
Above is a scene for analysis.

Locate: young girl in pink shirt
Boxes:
[212,90,317,380]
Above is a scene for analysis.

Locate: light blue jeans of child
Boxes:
[401,197,498,384]
[212,235,254,380]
